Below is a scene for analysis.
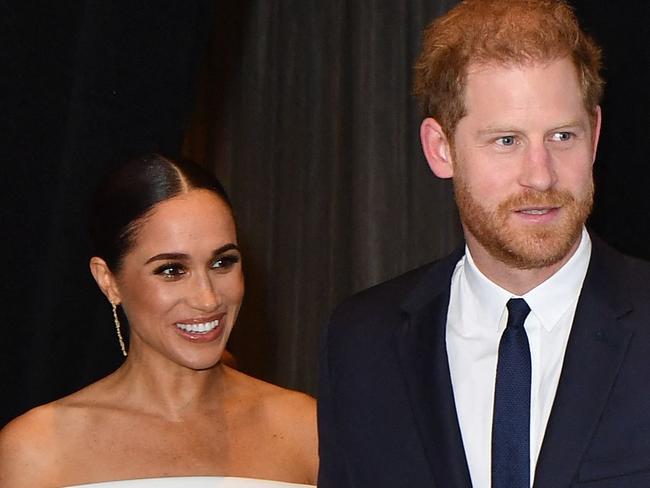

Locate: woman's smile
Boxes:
[110,189,244,369]
[175,312,226,342]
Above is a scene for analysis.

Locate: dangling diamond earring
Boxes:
[110,301,128,357]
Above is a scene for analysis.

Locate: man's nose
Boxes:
[518,141,557,191]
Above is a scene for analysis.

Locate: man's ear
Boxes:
[420,117,454,179]
[591,105,602,163]
[89,257,121,305]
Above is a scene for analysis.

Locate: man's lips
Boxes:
[515,207,559,215]
[512,206,561,221]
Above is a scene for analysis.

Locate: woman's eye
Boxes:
[211,254,240,270]
[496,135,516,147]
[550,131,573,142]
[153,263,186,278]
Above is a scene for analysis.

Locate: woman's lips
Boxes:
[174,313,226,342]
[176,318,220,333]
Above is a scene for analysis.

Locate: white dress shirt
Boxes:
[446,228,591,488]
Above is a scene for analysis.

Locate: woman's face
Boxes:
[110,189,243,370]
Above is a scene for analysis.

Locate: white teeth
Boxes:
[176,319,220,334]
[521,209,549,215]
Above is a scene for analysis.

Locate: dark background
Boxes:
[1,1,648,427]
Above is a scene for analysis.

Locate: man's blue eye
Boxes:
[552,131,572,141]
[497,136,516,146]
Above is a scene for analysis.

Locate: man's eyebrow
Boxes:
[550,120,588,131]
[145,244,240,265]
[476,121,587,137]
[476,126,522,136]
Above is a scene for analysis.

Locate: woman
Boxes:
[0,154,318,487]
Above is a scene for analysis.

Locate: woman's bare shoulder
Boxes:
[224,367,318,483]
[0,382,110,487]
[0,401,64,486]
[226,366,316,415]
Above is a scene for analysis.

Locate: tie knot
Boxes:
[506,298,530,329]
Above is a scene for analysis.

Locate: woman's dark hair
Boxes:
[90,153,233,271]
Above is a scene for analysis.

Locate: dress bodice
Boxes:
[68,476,315,487]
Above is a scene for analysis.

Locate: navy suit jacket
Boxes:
[318,235,650,487]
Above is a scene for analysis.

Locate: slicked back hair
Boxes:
[90,153,232,272]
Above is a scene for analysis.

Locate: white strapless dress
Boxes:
[68,477,315,487]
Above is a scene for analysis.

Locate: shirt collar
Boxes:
[463,227,592,331]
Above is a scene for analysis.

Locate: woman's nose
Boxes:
[188,273,220,311]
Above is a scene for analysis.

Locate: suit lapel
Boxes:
[534,238,635,487]
[395,249,473,488]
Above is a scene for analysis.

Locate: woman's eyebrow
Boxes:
[212,243,240,256]
[145,244,240,265]
[145,252,189,264]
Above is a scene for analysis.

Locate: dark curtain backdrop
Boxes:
[184,0,462,393]
[1,1,215,426]
[185,0,650,395]
[2,1,649,427]
[576,2,650,256]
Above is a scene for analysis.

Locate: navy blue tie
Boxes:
[492,298,531,488]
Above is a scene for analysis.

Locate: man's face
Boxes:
[450,57,600,269]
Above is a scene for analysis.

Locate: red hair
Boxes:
[413,0,603,136]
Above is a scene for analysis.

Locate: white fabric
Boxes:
[446,228,591,488]
[68,476,315,488]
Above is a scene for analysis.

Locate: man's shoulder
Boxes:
[586,235,650,317]
[590,235,650,286]
[329,248,463,330]
[333,264,431,316]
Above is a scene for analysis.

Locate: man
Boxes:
[318,1,650,487]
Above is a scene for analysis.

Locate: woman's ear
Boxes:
[420,117,454,179]
[89,257,121,304]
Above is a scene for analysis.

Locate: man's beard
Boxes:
[454,178,593,270]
